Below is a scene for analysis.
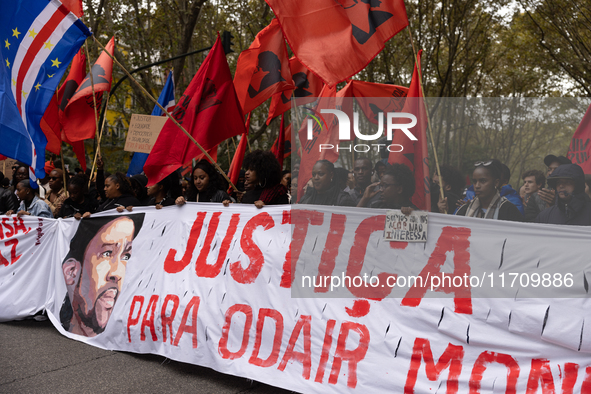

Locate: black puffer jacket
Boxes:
[0,187,18,214]
[535,164,591,225]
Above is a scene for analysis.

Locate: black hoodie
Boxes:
[535,164,591,225]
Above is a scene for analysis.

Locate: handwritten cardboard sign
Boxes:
[124,114,167,153]
[384,210,428,242]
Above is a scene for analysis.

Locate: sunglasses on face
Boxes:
[474,160,493,167]
[49,177,60,181]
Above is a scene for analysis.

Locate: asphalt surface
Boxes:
[0,319,294,394]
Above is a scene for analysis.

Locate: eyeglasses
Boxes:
[49,177,60,180]
[474,160,493,167]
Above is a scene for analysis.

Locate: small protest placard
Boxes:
[124,114,167,153]
[384,210,428,242]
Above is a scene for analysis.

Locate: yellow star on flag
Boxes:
[51,58,61,68]
[47,73,54,78]
[4,39,9,49]
[12,78,16,86]
[28,29,37,39]
[44,41,54,50]
[12,28,20,39]
[5,59,9,68]
[22,91,28,98]
[34,83,42,91]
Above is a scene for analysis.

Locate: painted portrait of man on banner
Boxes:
[59,214,145,337]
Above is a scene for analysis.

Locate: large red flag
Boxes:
[234,18,293,114]
[350,80,408,124]
[40,49,88,170]
[63,37,115,142]
[144,35,246,186]
[388,50,430,211]
[266,57,324,125]
[266,0,408,87]
[567,103,591,173]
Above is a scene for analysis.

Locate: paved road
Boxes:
[0,319,294,394]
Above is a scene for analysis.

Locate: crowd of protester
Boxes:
[1,149,591,226]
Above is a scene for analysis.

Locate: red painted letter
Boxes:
[218,304,253,359]
[329,321,370,388]
[278,315,312,380]
[280,210,324,288]
[402,226,472,314]
[249,308,284,367]
[163,212,206,274]
[140,295,159,342]
[161,294,180,344]
[230,212,275,284]
[404,338,464,394]
[195,213,240,278]
[127,296,144,342]
[173,296,200,348]
[469,351,520,394]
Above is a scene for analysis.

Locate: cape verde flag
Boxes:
[0,0,91,180]
[127,72,175,176]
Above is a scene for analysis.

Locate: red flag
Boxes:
[567,103,591,173]
[266,0,408,87]
[271,122,292,161]
[144,35,246,186]
[228,133,248,192]
[234,19,293,114]
[62,0,83,18]
[350,80,408,124]
[271,114,287,167]
[388,50,430,211]
[63,37,115,142]
[40,49,88,170]
[266,57,324,125]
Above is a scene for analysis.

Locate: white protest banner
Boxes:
[1,204,591,393]
[124,114,167,153]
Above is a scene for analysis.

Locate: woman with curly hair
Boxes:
[176,159,230,205]
[241,149,288,207]
[358,163,418,210]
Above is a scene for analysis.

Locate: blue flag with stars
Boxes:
[0,0,91,180]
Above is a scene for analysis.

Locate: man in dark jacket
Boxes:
[0,172,19,214]
[535,164,591,225]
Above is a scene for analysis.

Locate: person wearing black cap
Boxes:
[535,163,591,225]
[537,154,573,210]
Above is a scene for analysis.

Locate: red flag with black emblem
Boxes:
[266,57,323,125]
[388,50,430,211]
[266,0,408,87]
[63,37,114,142]
[40,48,88,170]
[234,18,293,114]
[350,80,408,125]
[144,35,245,186]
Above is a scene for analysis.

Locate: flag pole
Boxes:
[91,36,239,193]
[84,39,103,188]
[59,147,69,198]
[406,27,446,213]
[88,92,110,188]
[245,113,252,152]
